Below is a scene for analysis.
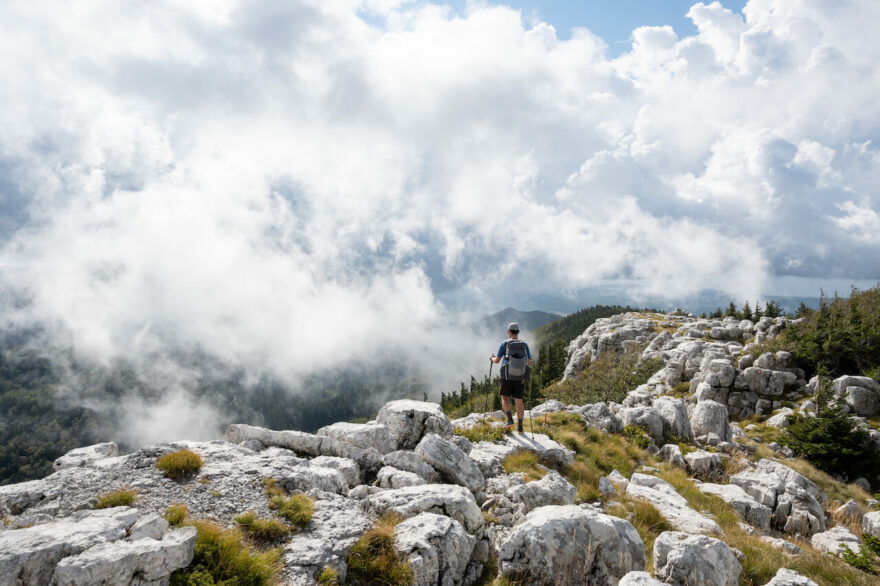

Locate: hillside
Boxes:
[475,307,562,336]
[3,289,880,585]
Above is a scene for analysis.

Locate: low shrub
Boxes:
[780,411,880,481]
[165,504,188,527]
[269,493,313,528]
[234,512,290,542]
[94,488,137,509]
[622,424,651,449]
[317,566,339,585]
[169,519,281,586]
[346,514,413,585]
[454,422,509,444]
[157,449,204,480]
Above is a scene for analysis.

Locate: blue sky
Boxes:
[456,0,749,50]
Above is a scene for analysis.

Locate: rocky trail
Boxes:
[2,311,880,585]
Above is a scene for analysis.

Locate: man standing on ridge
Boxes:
[490,322,531,434]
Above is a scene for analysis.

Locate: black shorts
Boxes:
[500,378,524,399]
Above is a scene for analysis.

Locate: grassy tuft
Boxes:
[164,504,188,527]
[157,449,203,480]
[346,514,413,585]
[234,511,291,542]
[169,519,281,586]
[269,493,314,528]
[454,422,510,444]
[606,498,672,572]
[502,451,548,482]
[317,566,339,585]
[94,488,137,509]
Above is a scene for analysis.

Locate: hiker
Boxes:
[490,322,531,433]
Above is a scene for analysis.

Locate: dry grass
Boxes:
[157,449,203,480]
[164,503,188,527]
[94,488,137,509]
[454,422,510,444]
[234,511,291,542]
[605,498,672,572]
[502,451,548,482]
[317,566,340,585]
[346,514,413,585]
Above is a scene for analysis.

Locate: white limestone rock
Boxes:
[310,456,361,488]
[619,407,665,442]
[690,401,732,442]
[0,507,139,586]
[598,476,616,496]
[626,473,721,534]
[415,434,485,492]
[377,466,427,488]
[383,450,441,483]
[497,505,645,585]
[834,499,863,523]
[608,469,629,491]
[810,525,861,556]
[832,376,880,416]
[505,471,576,513]
[394,513,476,586]
[52,526,196,586]
[467,442,520,478]
[619,571,666,585]
[365,484,484,533]
[502,433,575,468]
[316,422,396,454]
[377,400,454,450]
[653,397,693,442]
[653,531,741,586]
[658,444,686,469]
[53,443,119,471]
[531,399,571,416]
[862,511,880,538]
[126,513,169,542]
[730,459,826,536]
[763,568,818,586]
[759,536,803,555]
[698,483,771,530]
[577,403,623,434]
[765,409,794,428]
[684,450,723,479]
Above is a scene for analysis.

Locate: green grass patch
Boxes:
[164,504,188,527]
[454,422,510,444]
[234,512,291,542]
[606,498,672,572]
[94,488,137,509]
[317,566,340,585]
[169,519,281,586]
[346,514,414,585]
[157,449,204,480]
[502,451,548,482]
[269,493,313,528]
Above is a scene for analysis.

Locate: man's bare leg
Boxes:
[500,395,514,426]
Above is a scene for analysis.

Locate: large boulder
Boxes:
[467,442,521,478]
[810,526,861,556]
[53,443,119,471]
[698,483,771,530]
[52,526,196,586]
[0,507,139,585]
[377,400,454,450]
[763,568,818,586]
[684,450,723,479]
[653,531,741,586]
[832,376,880,416]
[653,397,693,442]
[365,484,483,533]
[505,471,576,513]
[626,474,721,534]
[394,513,476,586]
[502,433,575,468]
[414,434,485,492]
[316,422,396,454]
[619,572,666,585]
[730,459,826,536]
[619,407,665,442]
[377,466,427,488]
[383,450,441,483]
[497,505,645,585]
[690,401,731,442]
[863,511,880,538]
[578,403,623,434]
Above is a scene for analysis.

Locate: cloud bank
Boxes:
[0,0,878,409]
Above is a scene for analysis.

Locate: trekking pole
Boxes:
[528,378,534,440]
[485,359,494,416]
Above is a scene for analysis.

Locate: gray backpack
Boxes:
[501,339,530,381]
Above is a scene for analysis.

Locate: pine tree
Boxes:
[765,300,782,318]
[753,302,764,319]
[741,301,753,321]
[725,302,738,317]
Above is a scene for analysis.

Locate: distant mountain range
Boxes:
[475,307,563,336]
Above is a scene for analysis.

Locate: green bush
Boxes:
[157,449,203,480]
[169,519,281,586]
[234,512,290,542]
[94,489,137,509]
[623,423,652,449]
[780,411,879,481]
[547,344,663,406]
[165,504,188,527]
[346,515,413,585]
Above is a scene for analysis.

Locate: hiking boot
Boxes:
[517,421,524,434]
[504,420,515,428]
